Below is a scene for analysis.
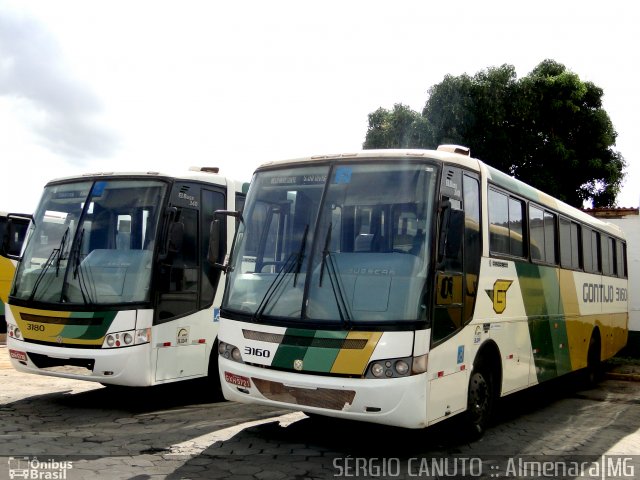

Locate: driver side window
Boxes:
[156,207,199,322]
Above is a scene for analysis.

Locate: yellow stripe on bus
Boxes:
[330,331,383,375]
[10,305,72,343]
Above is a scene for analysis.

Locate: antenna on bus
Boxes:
[437,145,471,156]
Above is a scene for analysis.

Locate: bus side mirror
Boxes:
[208,210,243,272]
[0,231,8,258]
[207,218,223,269]
[1,214,31,260]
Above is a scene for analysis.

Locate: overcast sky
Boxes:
[1,0,638,213]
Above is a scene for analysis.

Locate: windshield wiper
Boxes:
[55,228,69,276]
[29,227,69,301]
[253,252,298,321]
[293,224,309,288]
[253,224,309,320]
[319,223,332,287]
[318,223,351,322]
[70,228,93,304]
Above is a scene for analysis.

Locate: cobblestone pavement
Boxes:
[1,345,639,479]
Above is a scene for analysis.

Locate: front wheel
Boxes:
[464,367,494,438]
[206,340,225,401]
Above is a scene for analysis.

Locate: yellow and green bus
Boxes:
[215,146,628,433]
[6,168,247,389]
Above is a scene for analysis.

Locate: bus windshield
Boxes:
[223,161,438,325]
[12,179,168,305]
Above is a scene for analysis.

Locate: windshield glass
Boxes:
[224,161,438,325]
[12,179,168,305]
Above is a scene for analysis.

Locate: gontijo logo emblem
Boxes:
[485,279,513,314]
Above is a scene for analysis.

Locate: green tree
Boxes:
[363,59,625,208]
[363,104,430,149]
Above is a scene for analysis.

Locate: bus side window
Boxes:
[616,240,626,278]
[463,174,481,324]
[529,205,557,264]
[201,189,226,308]
[156,207,199,322]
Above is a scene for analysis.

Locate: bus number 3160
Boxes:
[244,346,271,358]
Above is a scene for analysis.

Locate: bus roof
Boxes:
[255,148,483,173]
[254,148,625,240]
[43,167,247,193]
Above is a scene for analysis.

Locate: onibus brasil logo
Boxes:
[8,457,73,479]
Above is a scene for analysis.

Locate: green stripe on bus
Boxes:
[515,262,571,382]
[60,311,118,340]
[270,328,316,370]
[303,330,348,372]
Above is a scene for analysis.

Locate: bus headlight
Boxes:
[219,341,244,364]
[365,355,425,378]
[8,324,22,341]
[371,363,385,377]
[395,360,410,376]
[103,328,149,348]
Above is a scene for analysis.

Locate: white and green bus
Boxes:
[216,146,628,432]
[6,168,247,389]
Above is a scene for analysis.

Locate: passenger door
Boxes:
[427,167,481,424]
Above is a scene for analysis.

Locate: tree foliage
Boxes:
[363,60,625,207]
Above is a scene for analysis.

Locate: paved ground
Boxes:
[1,344,639,479]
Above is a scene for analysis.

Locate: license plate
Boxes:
[224,371,251,388]
[9,349,27,362]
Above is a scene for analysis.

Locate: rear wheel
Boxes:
[585,332,602,387]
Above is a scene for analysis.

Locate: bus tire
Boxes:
[464,363,494,438]
[585,330,602,387]
[207,339,224,401]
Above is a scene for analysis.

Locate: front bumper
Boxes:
[219,356,429,428]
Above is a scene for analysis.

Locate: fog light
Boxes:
[123,333,133,345]
[106,335,115,347]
